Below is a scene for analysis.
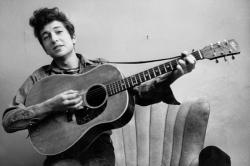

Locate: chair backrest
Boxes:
[111,99,210,166]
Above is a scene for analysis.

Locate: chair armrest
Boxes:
[189,157,199,166]
[176,98,210,166]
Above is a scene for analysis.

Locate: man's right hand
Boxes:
[43,90,83,113]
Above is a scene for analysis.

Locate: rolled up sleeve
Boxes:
[2,75,42,133]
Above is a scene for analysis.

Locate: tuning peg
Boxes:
[232,55,235,60]
[224,56,227,62]
[216,59,219,63]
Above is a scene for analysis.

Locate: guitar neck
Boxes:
[106,50,203,96]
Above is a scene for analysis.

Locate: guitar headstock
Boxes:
[200,39,240,62]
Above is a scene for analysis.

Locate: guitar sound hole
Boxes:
[86,84,107,108]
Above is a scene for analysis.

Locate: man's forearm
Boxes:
[2,103,52,133]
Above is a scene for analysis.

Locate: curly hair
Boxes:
[29,7,75,46]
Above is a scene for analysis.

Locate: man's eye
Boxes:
[56,31,63,34]
[42,35,49,40]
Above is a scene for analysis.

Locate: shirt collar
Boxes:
[47,53,94,74]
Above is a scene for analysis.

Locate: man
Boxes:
[2,7,196,166]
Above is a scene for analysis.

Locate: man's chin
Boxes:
[48,50,74,59]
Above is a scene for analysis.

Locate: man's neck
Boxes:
[54,53,79,70]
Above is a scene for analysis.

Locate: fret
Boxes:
[141,72,146,82]
[164,63,172,72]
[127,77,132,87]
[144,70,151,80]
[115,82,119,93]
[130,75,138,86]
[125,78,131,88]
[148,68,155,79]
[147,70,152,79]
[191,50,203,60]
[150,68,156,78]
[169,62,174,71]
[112,84,116,94]
[112,82,117,94]
[112,82,116,94]
[138,72,145,82]
[154,66,161,77]
[108,84,114,95]
[116,82,120,93]
[119,81,123,92]
[159,64,166,74]
[169,59,178,70]
[116,81,121,92]
[163,63,168,73]
[111,85,115,95]
[120,79,127,89]
[123,78,127,89]
[128,77,133,87]
[157,66,162,75]
[117,80,122,91]
[106,84,111,95]
[121,81,125,91]
[136,73,142,84]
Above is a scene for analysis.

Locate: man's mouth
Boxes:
[53,45,63,50]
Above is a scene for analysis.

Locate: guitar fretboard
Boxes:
[106,50,203,96]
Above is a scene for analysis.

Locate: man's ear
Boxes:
[72,34,77,45]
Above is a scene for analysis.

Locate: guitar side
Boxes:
[25,64,135,155]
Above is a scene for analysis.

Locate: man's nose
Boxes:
[51,33,59,43]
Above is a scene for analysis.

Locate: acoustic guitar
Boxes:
[25,39,240,155]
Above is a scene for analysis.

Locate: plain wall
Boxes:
[0,0,249,165]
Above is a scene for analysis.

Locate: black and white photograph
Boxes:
[0,0,249,166]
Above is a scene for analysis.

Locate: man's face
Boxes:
[40,20,76,60]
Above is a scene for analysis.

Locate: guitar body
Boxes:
[25,64,135,155]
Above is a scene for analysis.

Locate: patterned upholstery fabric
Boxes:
[111,99,210,166]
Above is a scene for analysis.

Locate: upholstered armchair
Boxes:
[111,99,210,166]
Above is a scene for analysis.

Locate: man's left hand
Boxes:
[174,51,196,78]
[155,51,196,85]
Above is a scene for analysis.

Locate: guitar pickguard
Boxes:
[67,102,107,125]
